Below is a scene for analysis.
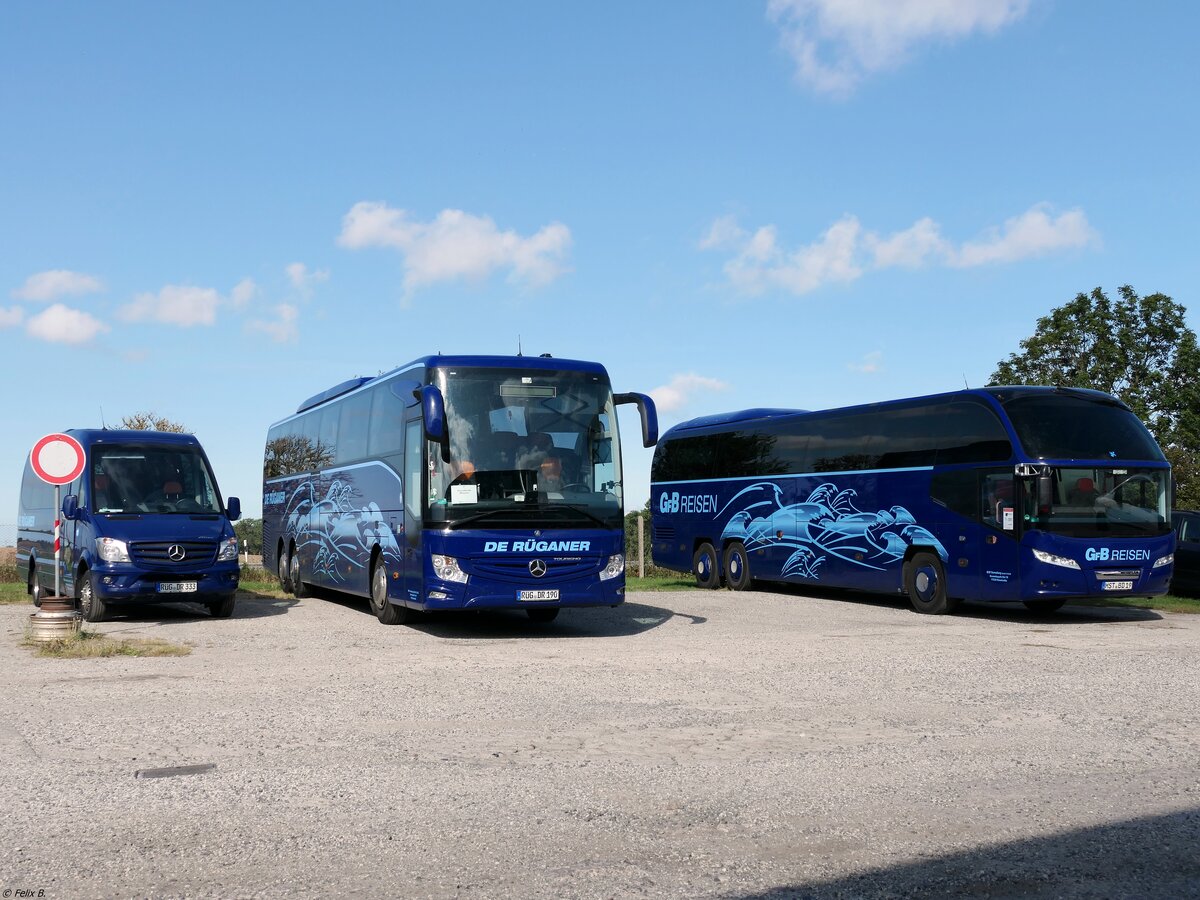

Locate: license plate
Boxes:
[1102,581,1134,591]
[519,589,559,602]
[158,581,198,594]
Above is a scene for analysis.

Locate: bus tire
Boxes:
[905,552,952,615]
[1023,599,1066,613]
[290,550,308,599]
[527,608,559,623]
[723,542,753,591]
[370,556,408,625]
[78,569,107,623]
[278,545,293,594]
[693,543,720,589]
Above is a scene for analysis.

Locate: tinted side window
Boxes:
[369,380,408,457]
[930,469,978,518]
[935,401,1012,464]
[336,389,373,464]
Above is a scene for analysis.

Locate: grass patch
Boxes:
[238,580,287,600]
[625,574,697,591]
[1077,593,1200,614]
[0,582,28,605]
[22,628,192,658]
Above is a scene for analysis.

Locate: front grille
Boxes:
[1094,569,1141,580]
[469,557,600,583]
[130,540,217,570]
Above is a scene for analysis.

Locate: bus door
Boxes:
[402,419,424,604]
[976,470,1022,601]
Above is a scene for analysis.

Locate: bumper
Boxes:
[1022,565,1172,601]
[415,575,626,611]
[90,563,240,601]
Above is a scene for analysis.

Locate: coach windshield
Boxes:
[427,367,624,528]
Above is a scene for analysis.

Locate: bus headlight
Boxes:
[599,553,625,581]
[217,538,239,561]
[1032,549,1080,570]
[431,554,468,584]
[1153,553,1174,569]
[95,537,130,563]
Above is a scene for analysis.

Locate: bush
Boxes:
[0,563,19,584]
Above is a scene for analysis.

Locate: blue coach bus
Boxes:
[650,387,1174,614]
[262,354,657,625]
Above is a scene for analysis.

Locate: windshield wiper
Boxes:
[446,506,540,530]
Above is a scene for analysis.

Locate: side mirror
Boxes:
[614,392,659,448]
[61,494,80,521]
[420,385,451,462]
[226,496,241,522]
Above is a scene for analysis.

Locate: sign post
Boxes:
[31,433,87,596]
[28,434,86,640]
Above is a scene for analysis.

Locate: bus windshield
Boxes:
[1001,392,1165,461]
[1021,465,1170,538]
[93,444,222,515]
[427,367,623,528]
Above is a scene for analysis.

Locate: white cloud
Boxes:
[230,278,258,308]
[26,304,109,344]
[952,205,1098,267]
[119,285,222,327]
[848,351,884,374]
[246,303,299,343]
[698,215,747,250]
[768,0,1031,95]
[338,201,572,293]
[650,373,730,414]
[12,269,104,302]
[285,262,330,294]
[704,204,1097,296]
[0,306,24,328]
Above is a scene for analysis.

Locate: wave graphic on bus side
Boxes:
[717,481,948,580]
[283,478,402,584]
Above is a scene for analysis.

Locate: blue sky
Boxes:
[3,1,1198,522]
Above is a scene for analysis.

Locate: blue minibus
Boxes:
[262,354,657,624]
[650,387,1174,613]
[17,429,242,621]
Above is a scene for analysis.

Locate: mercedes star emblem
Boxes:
[168,545,187,561]
[528,559,547,578]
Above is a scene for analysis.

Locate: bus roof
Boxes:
[294,353,612,414]
[660,386,1129,441]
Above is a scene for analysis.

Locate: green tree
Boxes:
[990,285,1200,507]
[234,518,263,555]
[120,411,191,432]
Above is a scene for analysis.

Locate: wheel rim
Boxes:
[289,553,301,589]
[729,552,741,581]
[278,553,288,587]
[80,578,92,614]
[372,565,387,611]
[697,552,712,580]
[914,566,938,603]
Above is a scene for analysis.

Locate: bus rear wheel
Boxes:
[693,543,720,589]
[278,545,293,594]
[723,543,753,591]
[370,557,408,625]
[289,550,307,599]
[905,553,954,615]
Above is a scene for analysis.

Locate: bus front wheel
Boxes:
[78,569,107,623]
[693,543,720,589]
[723,543,753,591]
[370,557,408,625]
[905,553,955,615]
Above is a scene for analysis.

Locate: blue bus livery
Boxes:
[650,387,1174,614]
[17,429,242,621]
[262,354,656,625]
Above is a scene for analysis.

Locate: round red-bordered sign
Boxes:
[30,433,86,486]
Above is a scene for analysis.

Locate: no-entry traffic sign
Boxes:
[30,433,86,486]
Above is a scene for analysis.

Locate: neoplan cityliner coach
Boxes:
[651,387,1174,614]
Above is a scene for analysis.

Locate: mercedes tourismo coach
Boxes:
[650,387,1174,614]
[262,354,657,625]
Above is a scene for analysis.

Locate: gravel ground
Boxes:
[2,585,1199,899]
